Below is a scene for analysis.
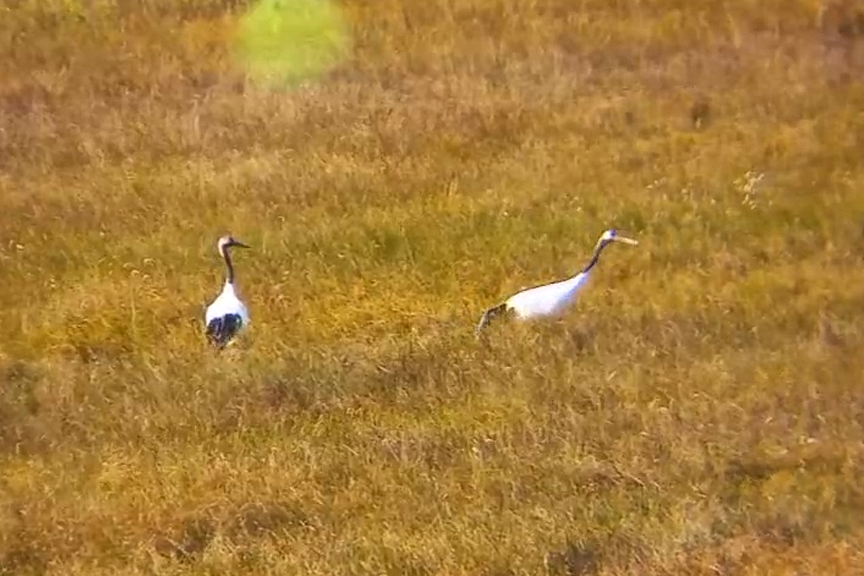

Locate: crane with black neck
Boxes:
[475,228,638,336]
[204,234,251,349]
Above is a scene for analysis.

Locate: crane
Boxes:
[475,228,638,336]
[204,234,251,349]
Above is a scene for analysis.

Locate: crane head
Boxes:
[599,228,638,247]
[217,234,251,254]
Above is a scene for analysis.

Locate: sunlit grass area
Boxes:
[2,0,864,574]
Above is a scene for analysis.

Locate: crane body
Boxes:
[476,228,637,335]
[204,235,251,349]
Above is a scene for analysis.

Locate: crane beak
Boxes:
[614,236,639,246]
[231,241,251,249]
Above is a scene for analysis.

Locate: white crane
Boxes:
[475,228,638,335]
[205,234,251,349]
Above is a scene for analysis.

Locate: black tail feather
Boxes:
[206,314,243,349]
[475,303,509,336]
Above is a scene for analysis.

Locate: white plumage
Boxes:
[476,228,638,335]
[204,234,251,349]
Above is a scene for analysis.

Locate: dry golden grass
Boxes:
[3,0,864,574]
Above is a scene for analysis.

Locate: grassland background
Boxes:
[2,0,864,574]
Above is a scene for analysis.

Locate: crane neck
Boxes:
[579,240,609,275]
[220,245,236,284]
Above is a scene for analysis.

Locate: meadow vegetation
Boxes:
[2,0,864,573]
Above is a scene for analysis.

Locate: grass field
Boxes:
[2,0,864,574]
